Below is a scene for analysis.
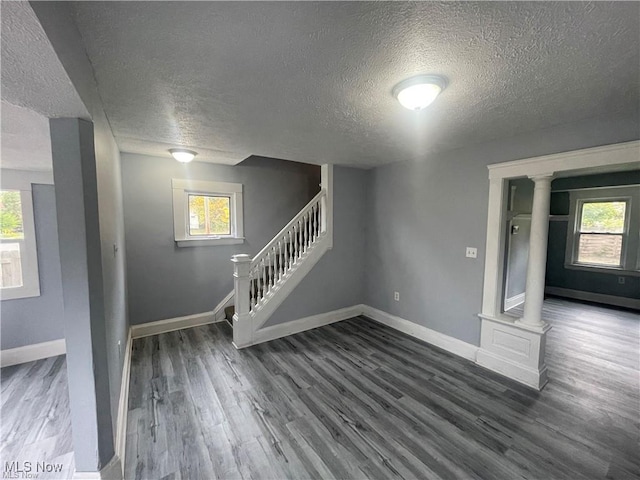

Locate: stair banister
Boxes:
[251,190,326,266]
[230,165,333,348]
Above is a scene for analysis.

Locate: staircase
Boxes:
[227,165,333,348]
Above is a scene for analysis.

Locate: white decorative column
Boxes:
[231,254,252,348]
[519,174,553,326]
[477,171,553,391]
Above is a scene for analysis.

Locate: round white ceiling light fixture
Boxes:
[169,148,197,163]
[392,75,447,111]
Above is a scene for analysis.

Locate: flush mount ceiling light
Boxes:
[392,75,447,111]
[169,148,197,163]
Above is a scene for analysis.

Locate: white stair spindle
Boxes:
[271,247,276,287]
[261,258,267,301]
[314,203,318,239]
[300,219,305,255]
[277,241,282,281]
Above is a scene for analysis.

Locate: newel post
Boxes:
[231,254,252,348]
[320,164,333,247]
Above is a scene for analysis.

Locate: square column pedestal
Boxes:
[477,314,551,390]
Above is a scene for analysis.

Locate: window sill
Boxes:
[176,237,245,248]
[1,286,41,301]
[564,263,640,277]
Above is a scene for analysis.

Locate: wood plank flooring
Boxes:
[125,298,640,480]
[0,355,75,479]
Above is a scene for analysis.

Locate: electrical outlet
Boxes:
[618,276,626,284]
[466,247,478,258]
[394,291,400,301]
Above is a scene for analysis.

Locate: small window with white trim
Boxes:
[566,186,639,274]
[0,186,40,300]
[172,179,244,247]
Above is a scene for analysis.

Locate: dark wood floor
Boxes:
[125,298,640,480]
[0,355,75,479]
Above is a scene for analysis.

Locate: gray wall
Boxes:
[503,179,534,306]
[50,118,114,470]
[264,166,367,326]
[365,113,639,346]
[546,170,640,300]
[1,184,65,350]
[31,2,129,468]
[504,217,531,302]
[121,154,320,324]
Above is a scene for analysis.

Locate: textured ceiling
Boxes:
[1,101,53,172]
[69,1,639,167]
[1,1,88,119]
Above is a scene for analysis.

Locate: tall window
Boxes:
[0,174,41,300]
[566,187,639,273]
[172,179,244,247]
[0,190,25,288]
[575,200,627,267]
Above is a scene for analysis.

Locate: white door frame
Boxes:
[477,140,640,389]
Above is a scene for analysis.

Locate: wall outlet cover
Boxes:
[466,247,478,258]
[394,291,400,301]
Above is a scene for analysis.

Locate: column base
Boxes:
[477,314,551,390]
[516,317,545,329]
[477,348,548,390]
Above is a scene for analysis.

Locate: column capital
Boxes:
[528,173,554,182]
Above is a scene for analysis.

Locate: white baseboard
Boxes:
[545,286,640,310]
[114,330,132,476]
[360,305,479,362]
[130,311,222,339]
[247,304,363,347]
[73,455,122,480]
[504,292,525,311]
[1,338,66,367]
[213,290,234,323]
[476,348,548,390]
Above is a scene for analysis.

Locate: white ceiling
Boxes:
[50,2,640,167]
[1,1,88,173]
[1,101,53,172]
[1,1,88,119]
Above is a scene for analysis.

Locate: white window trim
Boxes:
[172,179,244,247]
[0,170,49,300]
[565,186,640,276]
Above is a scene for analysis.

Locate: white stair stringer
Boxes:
[246,234,329,341]
[231,165,333,348]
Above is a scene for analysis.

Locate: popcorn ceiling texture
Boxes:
[1,101,53,171]
[0,1,88,119]
[19,2,640,168]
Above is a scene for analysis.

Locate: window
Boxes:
[188,194,231,236]
[566,187,639,274]
[172,179,244,247]
[575,200,626,266]
[0,179,41,300]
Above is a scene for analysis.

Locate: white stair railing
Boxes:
[231,165,333,348]
[249,191,324,312]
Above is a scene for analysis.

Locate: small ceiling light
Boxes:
[169,148,197,163]
[393,75,446,111]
